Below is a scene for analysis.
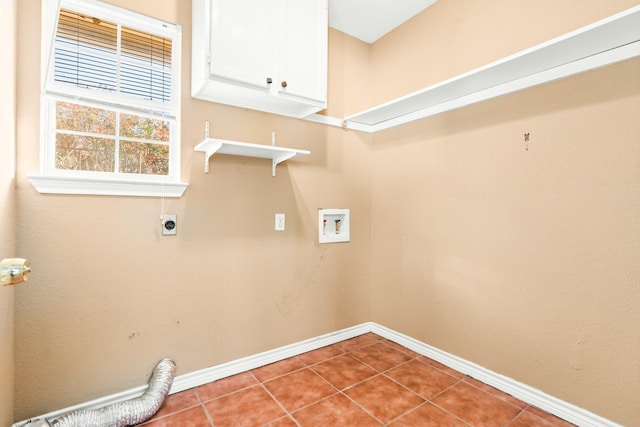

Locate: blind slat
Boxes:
[53,8,172,104]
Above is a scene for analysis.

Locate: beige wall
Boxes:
[0,0,17,425]
[370,1,640,425]
[14,0,372,420]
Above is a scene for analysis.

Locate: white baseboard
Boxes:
[170,323,371,394]
[368,323,622,427]
[13,323,370,426]
[14,322,621,427]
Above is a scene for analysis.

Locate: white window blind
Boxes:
[52,8,174,108]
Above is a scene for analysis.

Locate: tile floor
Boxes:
[141,333,575,426]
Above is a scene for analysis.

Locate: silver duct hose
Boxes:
[44,358,176,427]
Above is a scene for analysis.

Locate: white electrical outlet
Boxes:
[275,213,285,231]
[162,214,177,235]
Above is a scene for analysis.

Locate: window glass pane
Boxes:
[120,63,172,102]
[119,141,169,175]
[56,102,116,135]
[119,113,170,142]
[55,134,115,172]
[55,9,118,93]
[121,27,172,102]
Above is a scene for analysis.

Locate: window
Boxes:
[29,0,187,197]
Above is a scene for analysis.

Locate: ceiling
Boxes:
[328,0,438,44]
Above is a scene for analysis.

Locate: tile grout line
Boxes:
[424,376,529,427]
[346,354,431,425]
[305,336,423,425]
[187,349,350,426]
[383,400,473,427]
[318,340,419,426]
[301,341,388,425]
[413,376,474,426]
[505,406,529,427]
[427,400,475,427]
[336,387,386,426]
[257,381,301,427]
[287,391,354,425]
[461,376,528,411]
[308,354,376,393]
[193,387,217,427]
[257,359,349,426]
[139,389,207,426]
[195,374,260,405]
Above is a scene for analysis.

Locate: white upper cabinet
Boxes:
[208,0,275,90]
[277,0,328,104]
[192,0,328,118]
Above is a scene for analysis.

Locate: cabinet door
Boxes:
[209,0,276,90]
[277,0,328,104]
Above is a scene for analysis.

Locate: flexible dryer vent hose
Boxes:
[47,358,176,427]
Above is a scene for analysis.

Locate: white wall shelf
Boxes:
[194,132,310,176]
[342,5,640,133]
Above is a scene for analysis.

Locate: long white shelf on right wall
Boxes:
[334,5,640,133]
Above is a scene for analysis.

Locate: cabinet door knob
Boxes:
[281,81,288,88]
[266,77,273,84]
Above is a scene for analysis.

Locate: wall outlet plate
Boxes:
[162,214,177,236]
[275,213,285,231]
[318,209,349,243]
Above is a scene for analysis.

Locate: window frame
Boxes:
[29,0,187,197]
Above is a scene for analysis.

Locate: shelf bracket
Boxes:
[272,152,297,177]
[202,140,223,173]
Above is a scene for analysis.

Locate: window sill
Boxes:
[28,175,188,197]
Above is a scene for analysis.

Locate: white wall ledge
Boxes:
[27,175,188,198]
[321,5,640,133]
